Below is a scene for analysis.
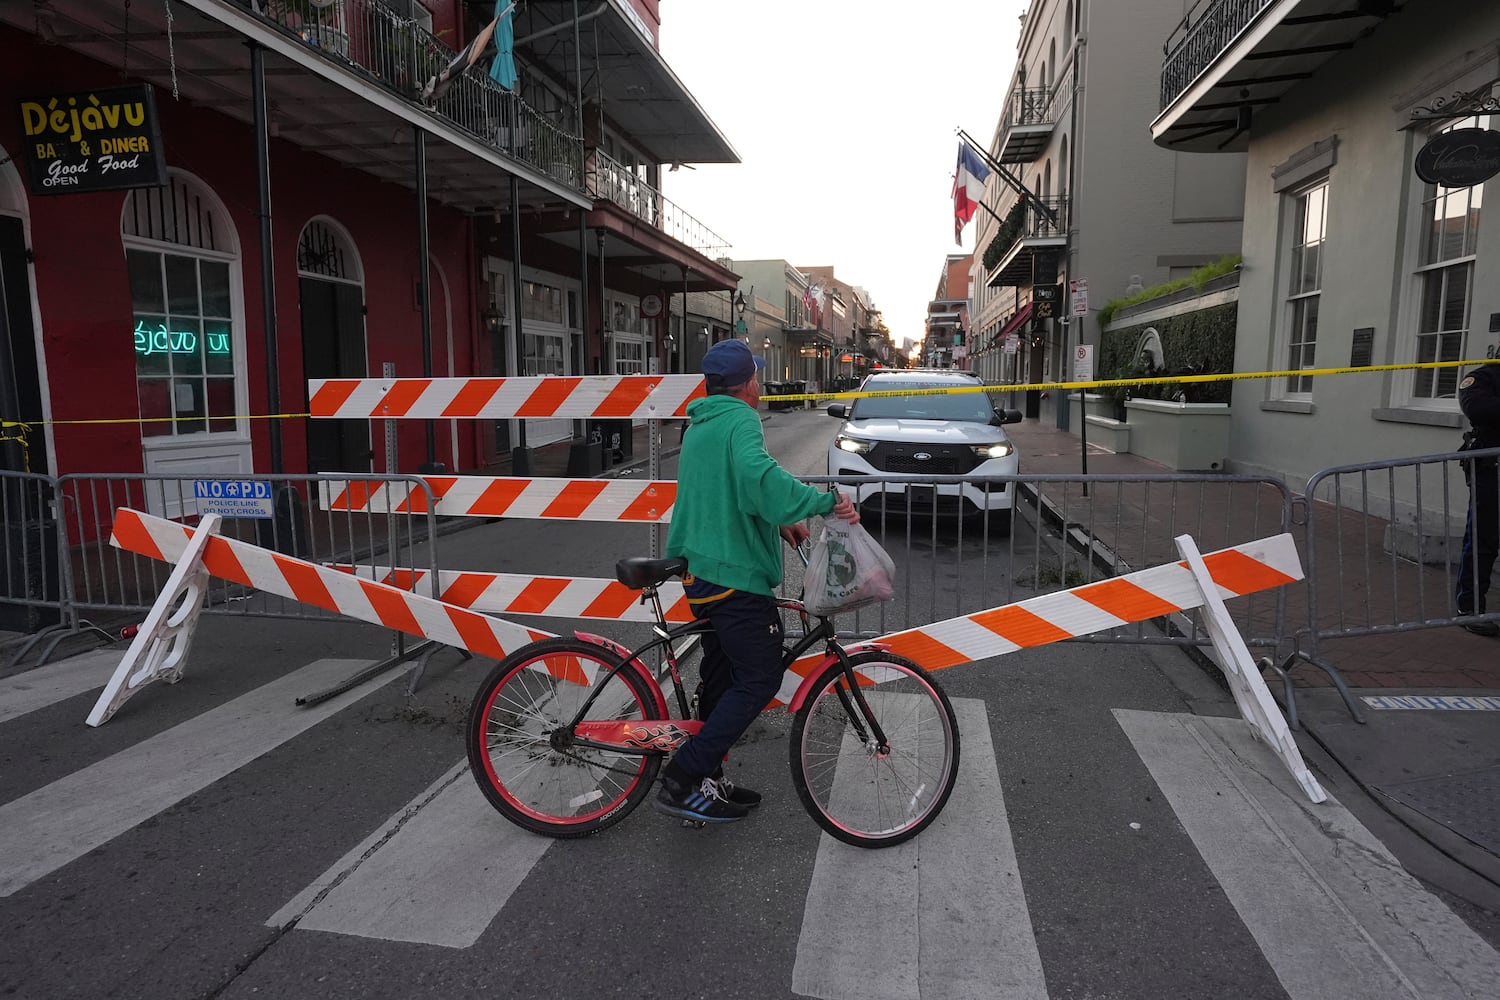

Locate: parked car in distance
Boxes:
[825,370,1023,531]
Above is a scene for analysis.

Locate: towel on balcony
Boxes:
[489,1,518,91]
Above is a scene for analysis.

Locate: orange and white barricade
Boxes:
[99,506,1323,802]
[319,476,675,522]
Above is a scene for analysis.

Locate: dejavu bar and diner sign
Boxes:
[18,84,166,195]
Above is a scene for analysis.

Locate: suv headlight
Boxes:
[834,433,874,455]
[971,441,1014,459]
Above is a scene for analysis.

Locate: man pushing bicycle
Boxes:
[658,339,859,824]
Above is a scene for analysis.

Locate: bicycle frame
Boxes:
[564,586,895,757]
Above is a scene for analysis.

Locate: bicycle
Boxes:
[465,553,961,848]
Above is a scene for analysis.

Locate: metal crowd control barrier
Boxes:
[1272,445,1500,728]
[56,472,441,629]
[792,472,1295,659]
[0,469,93,669]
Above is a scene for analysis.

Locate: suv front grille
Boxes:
[867,443,979,476]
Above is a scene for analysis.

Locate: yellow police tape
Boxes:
[0,358,1487,445]
[760,357,1492,402]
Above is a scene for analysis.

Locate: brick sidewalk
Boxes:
[1002,418,1500,692]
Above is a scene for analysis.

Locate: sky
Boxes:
[658,1,1028,349]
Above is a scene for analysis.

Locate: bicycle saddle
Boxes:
[615,557,689,590]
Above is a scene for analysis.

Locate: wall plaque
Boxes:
[1350,327,1374,368]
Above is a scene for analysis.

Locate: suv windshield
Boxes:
[850,383,993,423]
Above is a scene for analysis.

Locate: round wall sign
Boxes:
[1414,128,1500,188]
[640,293,663,319]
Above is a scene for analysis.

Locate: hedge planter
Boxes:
[1122,399,1230,472]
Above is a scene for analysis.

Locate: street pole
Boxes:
[250,42,281,476]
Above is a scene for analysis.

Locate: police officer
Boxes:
[1456,355,1500,637]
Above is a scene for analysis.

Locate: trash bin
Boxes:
[0,516,61,633]
[590,419,634,465]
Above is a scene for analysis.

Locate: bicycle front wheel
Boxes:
[467,638,665,839]
[790,651,959,848]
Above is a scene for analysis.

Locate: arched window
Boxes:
[1048,41,1057,91]
[122,171,242,439]
[296,217,362,283]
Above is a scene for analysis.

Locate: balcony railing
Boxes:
[983,196,1068,271]
[248,0,583,188]
[1160,0,1276,111]
[1005,86,1058,129]
[998,85,1060,162]
[585,149,731,260]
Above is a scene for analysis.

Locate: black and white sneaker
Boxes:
[715,775,762,808]
[1457,607,1500,637]
[653,775,749,823]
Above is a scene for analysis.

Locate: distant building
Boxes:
[968,0,1245,425]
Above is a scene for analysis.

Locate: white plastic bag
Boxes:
[802,516,896,616]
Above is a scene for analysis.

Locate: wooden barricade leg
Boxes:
[86,514,222,727]
[1174,534,1327,804]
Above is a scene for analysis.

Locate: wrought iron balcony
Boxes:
[248,0,582,187]
[585,149,731,260]
[984,197,1068,289]
[998,86,1060,163]
[1160,0,1275,111]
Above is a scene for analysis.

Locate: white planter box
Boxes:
[1123,399,1230,472]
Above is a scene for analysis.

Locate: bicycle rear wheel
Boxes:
[467,638,666,838]
[789,651,959,848]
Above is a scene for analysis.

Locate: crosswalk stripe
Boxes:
[1115,709,1500,999]
[0,649,124,724]
[270,761,552,948]
[792,697,1047,1000]
[0,658,393,898]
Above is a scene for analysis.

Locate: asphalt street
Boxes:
[2,407,1498,1000]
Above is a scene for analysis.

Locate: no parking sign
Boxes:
[1073,345,1095,382]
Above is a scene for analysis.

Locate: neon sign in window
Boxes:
[133,320,231,357]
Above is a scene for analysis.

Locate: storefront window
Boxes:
[613,339,645,374]
[522,280,564,324]
[122,172,241,443]
[129,249,236,436]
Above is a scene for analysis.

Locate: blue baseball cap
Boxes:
[701,338,766,386]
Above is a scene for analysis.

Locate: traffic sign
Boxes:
[1073,345,1095,382]
[1069,278,1089,316]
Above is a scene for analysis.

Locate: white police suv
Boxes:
[825,370,1023,530]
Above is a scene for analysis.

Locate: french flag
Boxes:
[952,142,992,244]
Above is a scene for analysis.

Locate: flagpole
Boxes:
[957,129,1059,230]
[974,197,1006,227]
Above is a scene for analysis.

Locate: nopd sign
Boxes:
[1414,127,1500,188]
[18,84,166,195]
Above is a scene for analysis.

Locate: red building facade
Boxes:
[0,0,736,483]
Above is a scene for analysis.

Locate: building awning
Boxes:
[999,303,1034,339]
[1152,0,1401,152]
[519,1,739,165]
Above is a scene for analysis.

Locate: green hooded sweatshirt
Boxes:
[666,395,835,595]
